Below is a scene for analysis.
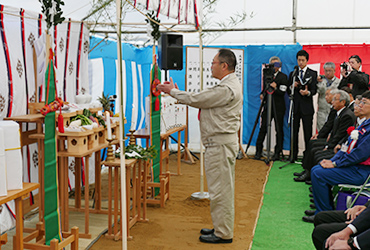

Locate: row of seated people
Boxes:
[295,90,370,249]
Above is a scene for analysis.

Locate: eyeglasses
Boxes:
[359,100,370,106]
[211,61,225,65]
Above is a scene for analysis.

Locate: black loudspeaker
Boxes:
[158,34,183,70]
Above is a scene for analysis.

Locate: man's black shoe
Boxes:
[310,203,316,209]
[309,193,313,197]
[305,180,312,185]
[302,215,315,223]
[305,210,315,216]
[199,233,232,244]
[310,198,314,203]
[294,170,305,176]
[272,152,282,161]
[309,186,313,192]
[254,153,262,160]
[294,172,310,182]
[200,228,214,235]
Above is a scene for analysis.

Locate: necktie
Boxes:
[327,80,332,87]
[300,69,304,80]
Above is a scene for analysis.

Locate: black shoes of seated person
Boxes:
[305,210,316,216]
[302,215,315,223]
[294,171,310,182]
[294,170,305,176]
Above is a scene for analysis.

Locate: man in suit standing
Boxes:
[288,50,318,162]
[255,56,288,161]
[316,62,340,131]
[309,90,370,219]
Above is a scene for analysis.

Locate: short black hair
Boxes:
[218,49,237,71]
[296,50,309,61]
[341,86,353,96]
[361,90,370,99]
[349,55,362,63]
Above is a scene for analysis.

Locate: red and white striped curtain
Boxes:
[134,0,200,28]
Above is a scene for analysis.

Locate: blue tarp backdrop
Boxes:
[89,36,302,150]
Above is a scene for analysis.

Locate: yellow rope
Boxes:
[5,147,21,151]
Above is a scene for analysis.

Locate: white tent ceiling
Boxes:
[1,0,370,46]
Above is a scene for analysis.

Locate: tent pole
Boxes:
[292,0,297,43]
[116,0,127,249]
[191,0,209,201]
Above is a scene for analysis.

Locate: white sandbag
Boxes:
[0,127,7,196]
[0,121,23,190]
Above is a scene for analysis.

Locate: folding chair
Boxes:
[336,174,370,208]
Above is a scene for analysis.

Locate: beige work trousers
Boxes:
[204,140,238,239]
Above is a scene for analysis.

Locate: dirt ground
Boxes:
[90,153,270,250]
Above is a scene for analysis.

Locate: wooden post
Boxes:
[15,197,23,250]
[95,152,102,210]
[108,165,113,236]
[71,227,79,250]
[50,239,59,250]
[84,156,90,236]
[75,158,81,209]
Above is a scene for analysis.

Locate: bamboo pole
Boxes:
[116,0,127,249]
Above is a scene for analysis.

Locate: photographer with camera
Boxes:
[338,55,369,98]
[254,56,288,161]
[288,50,318,162]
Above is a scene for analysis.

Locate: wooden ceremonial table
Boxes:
[57,140,115,239]
[102,158,145,240]
[27,133,114,239]
[0,183,40,250]
[129,125,187,175]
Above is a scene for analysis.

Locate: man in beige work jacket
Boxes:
[157,49,242,244]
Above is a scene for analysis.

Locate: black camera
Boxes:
[263,63,275,85]
[341,62,349,76]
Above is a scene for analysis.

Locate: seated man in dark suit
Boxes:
[311,201,369,249]
[325,204,370,249]
[316,95,366,164]
[308,91,370,222]
[294,90,356,182]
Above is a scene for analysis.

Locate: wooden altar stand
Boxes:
[130,125,188,176]
[101,158,146,240]
[0,183,79,250]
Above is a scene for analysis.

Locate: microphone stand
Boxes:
[280,67,297,169]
